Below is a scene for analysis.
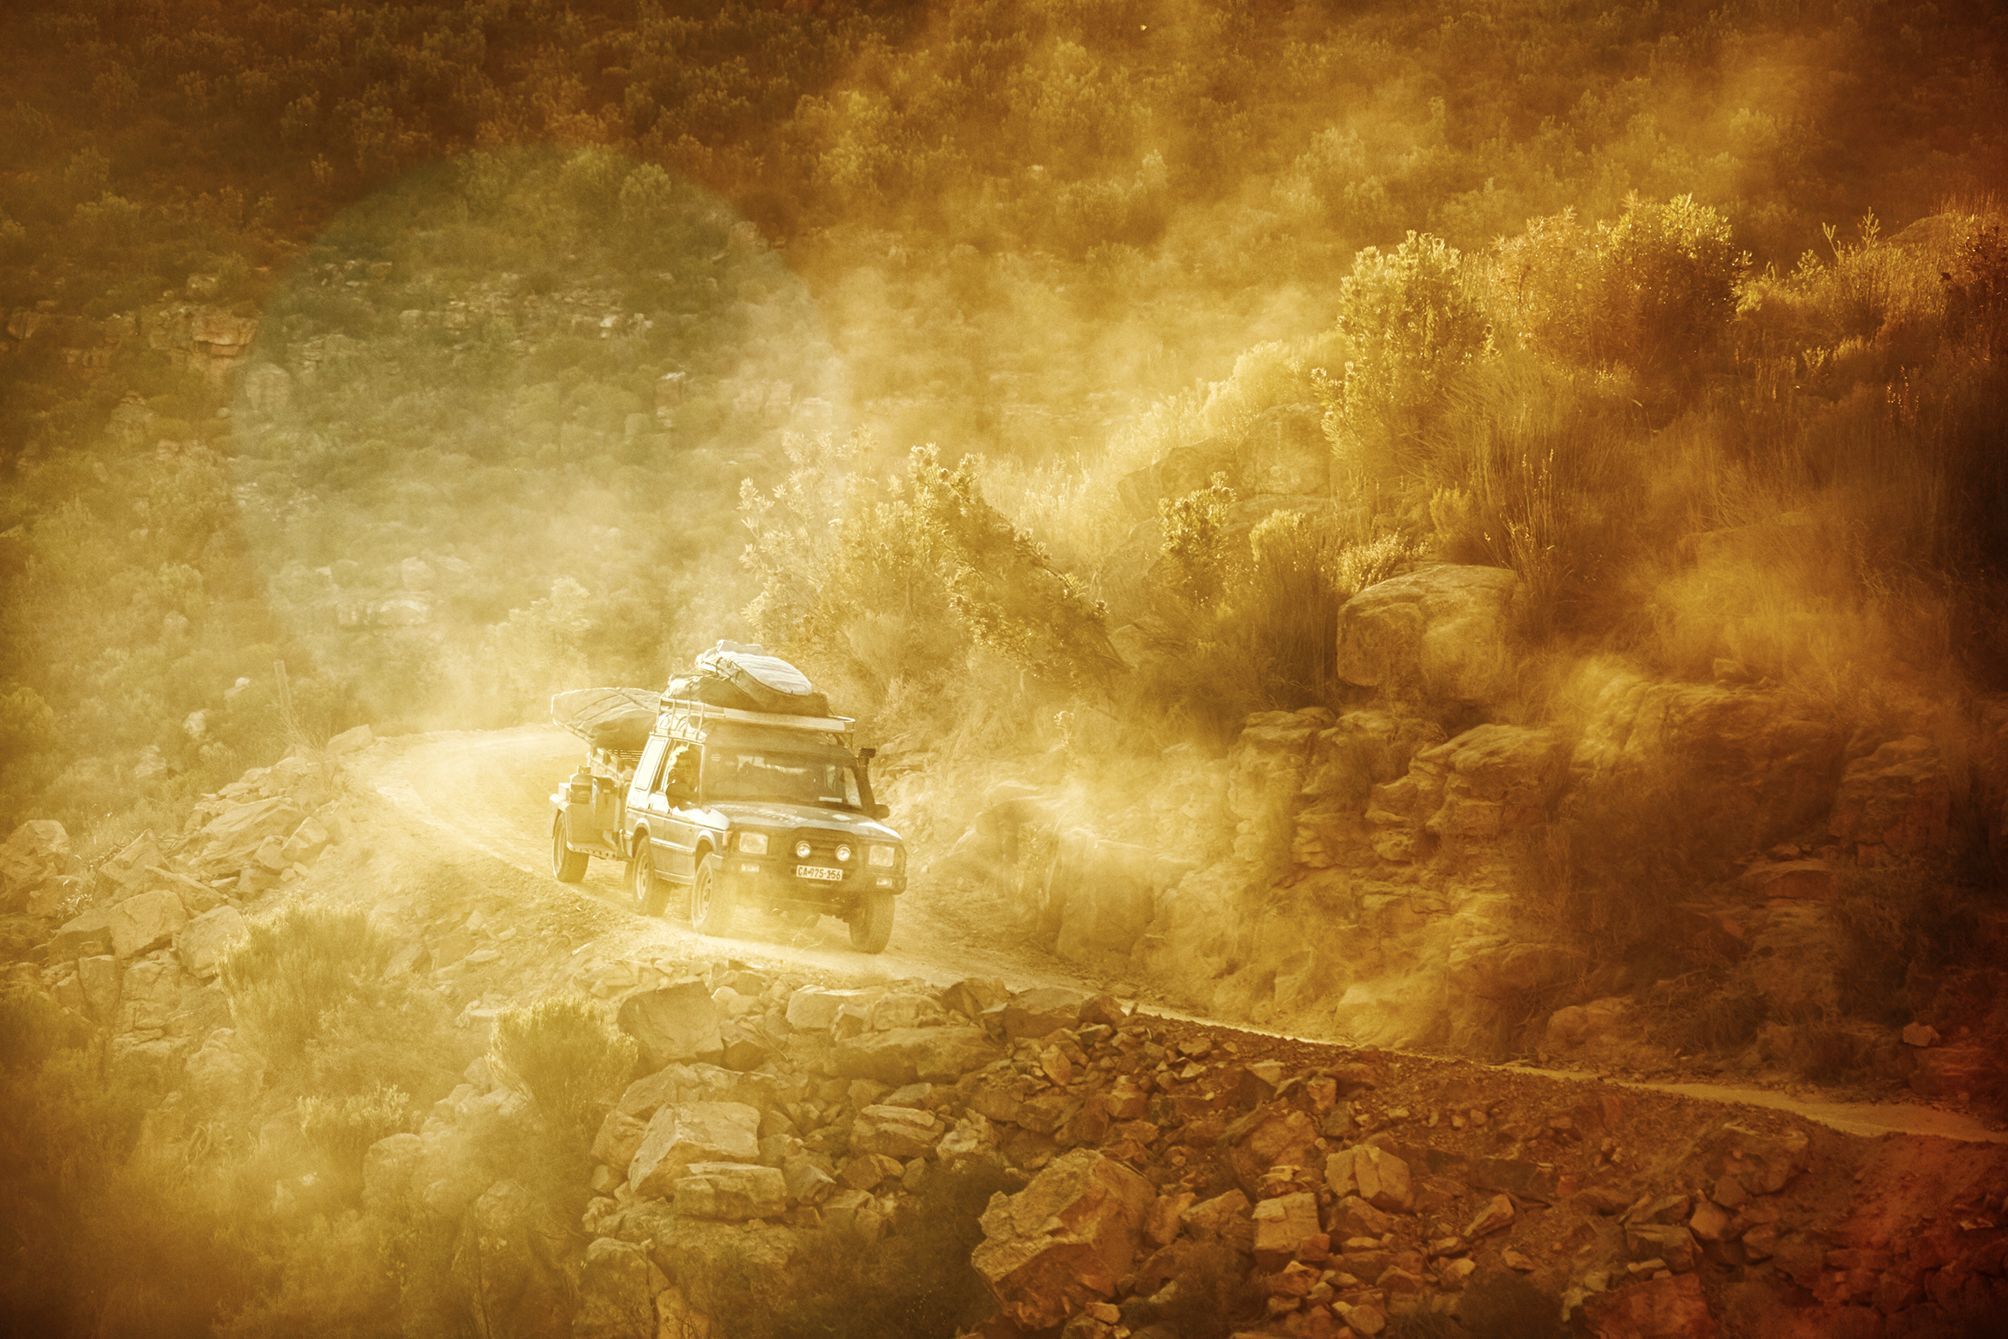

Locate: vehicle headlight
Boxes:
[868,844,897,868]
[835,843,853,862]
[794,839,812,859]
[737,832,768,855]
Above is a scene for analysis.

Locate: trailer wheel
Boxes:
[552,813,588,883]
[849,891,895,954]
[628,840,667,916]
[690,853,737,936]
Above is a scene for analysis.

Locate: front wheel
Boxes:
[849,891,895,954]
[690,854,737,937]
[552,813,588,883]
[628,840,667,916]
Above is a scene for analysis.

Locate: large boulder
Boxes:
[850,1104,944,1159]
[618,981,724,1068]
[971,1149,1155,1330]
[1367,724,1567,865]
[1828,736,1951,863]
[627,1102,762,1198]
[1336,564,1523,706]
[107,890,188,959]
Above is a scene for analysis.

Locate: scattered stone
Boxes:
[831,1026,997,1084]
[1464,1194,1515,1239]
[1326,1145,1414,1211]
[1900,1022,1939,1048]
[1001,987,1084,1040]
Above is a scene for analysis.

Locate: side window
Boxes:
[633,736,668,796]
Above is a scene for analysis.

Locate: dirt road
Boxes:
[365,724,2008,1145]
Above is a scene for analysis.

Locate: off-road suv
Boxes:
[548,661,905,952]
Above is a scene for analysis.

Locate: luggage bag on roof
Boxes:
[682,641,831,717]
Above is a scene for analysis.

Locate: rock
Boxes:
[50,909,114,960]
[971,1149,1155,1330]
[1698,1124,1807,1196]
[784,985,877,1031]
[1183,1188,1256,1252]
[0,819,76,908]
[326,724,373,755]
[1688,1199,1731,1243]
[617,981,724,1067]
[1909,1042,1991,1100]
[281,816,331,865]
[174,905,248,979]
[627,1102,762,1198]
[77,954,120,1019]
[1002,987,1085,1040]
[1828,736,1951,862]
[450,1180,570,1339]
[940,976,1010,1019]
[851,1104,944,1159]
[189,797,306,873]
[1252,1191,1324,1268]
[1737,857,1836,901]
[574,1237,668,1339]
[107,889,188,959]
[1464,1194,1515,1239]
[1568,677,1843,850]
[831,1026,997,1084]
[1578,1273,1717,1337]
[674,1162,788,1221]
[1900,1022,1939,1048]
[361,1132,424,1213]
[1625,1222,1698,1272]
[1325,1145,1414,1212]
[1335,564,1523,705]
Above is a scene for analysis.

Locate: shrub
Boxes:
[1159,473,1239,605]
[221,907,395,1066]
[1320,231,1491,471]
[297,1084,411,1199]
[1830,860,1979,1025]
[488,994,637,1157]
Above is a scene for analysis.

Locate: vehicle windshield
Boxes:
[705,749,862,808]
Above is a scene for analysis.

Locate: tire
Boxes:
[849,890,895,954]
[690,853,737,937]
[628,838,667,916]
[551,813,588,883]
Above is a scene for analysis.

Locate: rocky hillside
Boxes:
[943,561,2008,1111]
[2,742,2006,1338]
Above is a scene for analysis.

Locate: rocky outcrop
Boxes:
[1336,564,1524,706]
[618,981,724,1068]
[1828,735,1951,863]
[1570,675,1844,849]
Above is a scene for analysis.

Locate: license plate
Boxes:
[796,864,842,882]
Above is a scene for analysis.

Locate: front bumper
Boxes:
[721,855,905,907]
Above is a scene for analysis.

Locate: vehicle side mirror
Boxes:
[869,802,891,820]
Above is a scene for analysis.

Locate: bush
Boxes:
[221,907,395,1066]
[1831,860,1979,1026]
[1321,231,1491,471]
[297,1084,411,1200]
[488,994,637,1157]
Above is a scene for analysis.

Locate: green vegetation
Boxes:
[489,993,637,1159]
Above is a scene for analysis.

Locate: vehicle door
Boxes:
[653,743,705,882]
[626,735,670,856]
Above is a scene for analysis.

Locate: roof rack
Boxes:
[659,694,855,742]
